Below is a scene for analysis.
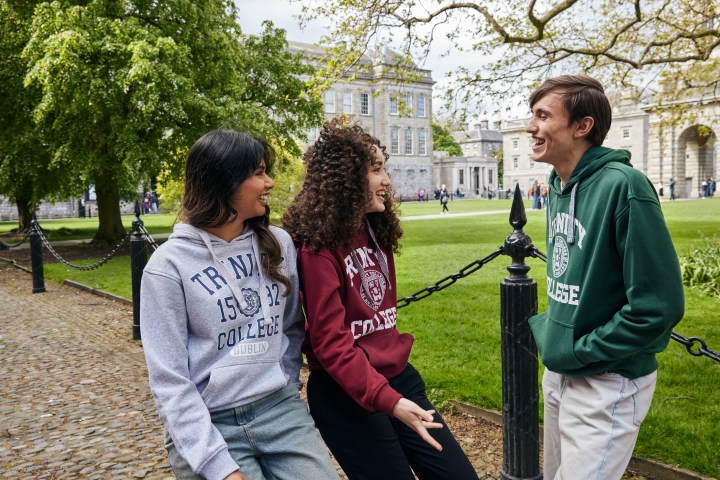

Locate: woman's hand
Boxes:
[224,471,248,480]
[392,398,444,451]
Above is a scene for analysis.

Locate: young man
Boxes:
[525,75,684,480]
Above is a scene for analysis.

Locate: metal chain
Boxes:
[397,247,504,309]
[34,223,131,271]
[671,332,720,362]
[0,228,31,249]
[138,223,160,250]
[534,248,719,362]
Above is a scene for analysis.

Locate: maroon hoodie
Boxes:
[298,224,414,415]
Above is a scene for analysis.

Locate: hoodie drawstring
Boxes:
[351,220,391,298]
[548,181,579,246]
[567,181,579,245]
[198,229,254,312]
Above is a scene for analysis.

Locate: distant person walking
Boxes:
[669,178,676,200]
[440,184,450,213]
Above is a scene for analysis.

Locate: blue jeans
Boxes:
[166,384,339,480]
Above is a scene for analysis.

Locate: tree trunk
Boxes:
[92,169,127,243]
[15,196,33,233]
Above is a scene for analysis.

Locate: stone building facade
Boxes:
[290,41,436,198]
[433,122,502,198]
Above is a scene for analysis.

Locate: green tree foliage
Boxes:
[300,0,719,118]
[492,147,503,184]
[0,0,71,232]
[15,0,321,242]
[431,123,463,157]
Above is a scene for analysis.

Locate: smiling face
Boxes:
[366,147,391,213]
[525,91,579,167]
[230,160,274,223]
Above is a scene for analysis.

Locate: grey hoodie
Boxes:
[140,223,304,479]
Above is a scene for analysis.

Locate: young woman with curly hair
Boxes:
[140,129,339,480]
[283,118,479,480]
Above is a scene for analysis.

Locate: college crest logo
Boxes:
[552,236,570,278]
[360,270,387,310]
[239,288,261,317]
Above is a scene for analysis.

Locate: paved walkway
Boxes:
[0,265,173,479]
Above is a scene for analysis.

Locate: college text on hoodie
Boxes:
[140,223,304,479]
[299,223,414,416]
[529,146,684,379]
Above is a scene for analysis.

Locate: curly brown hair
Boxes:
[283,117,402,253]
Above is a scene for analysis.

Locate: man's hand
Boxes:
[392,398,444,451]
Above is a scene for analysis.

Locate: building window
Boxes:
[324,90,335,113]
[417,95,426,117]
[418,129,427,155]
[360,93,370,115]
[512,156,519,169]
[308,128,319,142]
[488,169,494,184]
[404,93,412,114]
[512,138,519,149]
[343,92,352,114]
[529,155,535,168]
[390,95,398,115]
[390,128,399,154]
[404,128,413,155]
[459,169,464,185]
[623,128,630,139]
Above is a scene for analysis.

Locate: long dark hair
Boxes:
[283,117,402,253]
[182,129,290,293]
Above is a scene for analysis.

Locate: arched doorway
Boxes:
[675,125,716,198]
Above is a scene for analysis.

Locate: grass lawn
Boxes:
[12,198,720,477]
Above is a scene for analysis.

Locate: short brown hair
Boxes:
[529,75,612,146]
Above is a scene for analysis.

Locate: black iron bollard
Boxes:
[500,185,540,480]
[131,201,148,340]
[30,216,46,293]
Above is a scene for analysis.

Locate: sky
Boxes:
[234,0,514,122]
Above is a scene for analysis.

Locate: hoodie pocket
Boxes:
[529,312,585,372]
[201,361,287,410]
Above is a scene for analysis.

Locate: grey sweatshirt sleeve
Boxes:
[279,233,304,390]
[140,269,239,480]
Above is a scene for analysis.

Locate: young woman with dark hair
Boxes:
[283,118,479,480]
[140,129,339,480]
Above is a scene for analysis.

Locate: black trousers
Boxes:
[307,364,479,480]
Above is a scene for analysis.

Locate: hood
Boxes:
[547,146,631,246]
[549,146,632,194]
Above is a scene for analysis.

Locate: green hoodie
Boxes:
[529,146,684,379]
